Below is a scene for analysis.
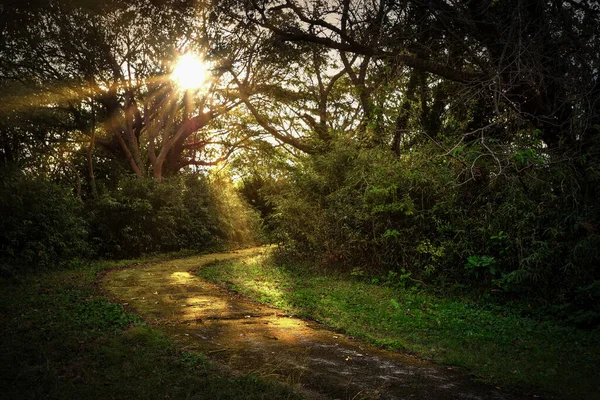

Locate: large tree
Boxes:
[0,0,256,183]
[226,0,599,154]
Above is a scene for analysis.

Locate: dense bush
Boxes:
[268,140,455,273]
[266,139,600,322]
[0,167,262,272]
[87,174,260,258]
[0,169,89,275]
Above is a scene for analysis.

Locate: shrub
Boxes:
[87,174,260,258]
[0,168,89,275]
[269,140,456,273]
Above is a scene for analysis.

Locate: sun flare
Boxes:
[171,53,209,90]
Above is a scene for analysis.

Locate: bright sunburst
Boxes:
[171,53,209,91]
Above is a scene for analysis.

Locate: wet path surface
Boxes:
[102,248,527,399]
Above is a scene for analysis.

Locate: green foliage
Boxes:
[0,163,260,272]
[269,140,456,274]
[372,269,414,290]
[511,148,543,166]
[464,255,497,279]
[87,174,260,258]
[88,176,211,257]
[0,168,89,275]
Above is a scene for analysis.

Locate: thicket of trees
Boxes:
[0,168,259,274]
[1,0,598,324]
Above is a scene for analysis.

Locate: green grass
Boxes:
[0,257,301,400]
[198,253,600,399]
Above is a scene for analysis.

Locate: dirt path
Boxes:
[102,248,527,400]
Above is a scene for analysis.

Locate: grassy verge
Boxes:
[197,252,600,399]
[0,257,301,400]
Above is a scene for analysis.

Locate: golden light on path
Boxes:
[171,53,209,90]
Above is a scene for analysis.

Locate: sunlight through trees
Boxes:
[1,0,599,325]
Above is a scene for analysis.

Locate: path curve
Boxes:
[102,248,525,400]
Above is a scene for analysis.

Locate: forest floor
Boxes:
[102,247,532,400]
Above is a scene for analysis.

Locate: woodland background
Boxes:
[1,0,599,327]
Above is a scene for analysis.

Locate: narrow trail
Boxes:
[102,248,526,400]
